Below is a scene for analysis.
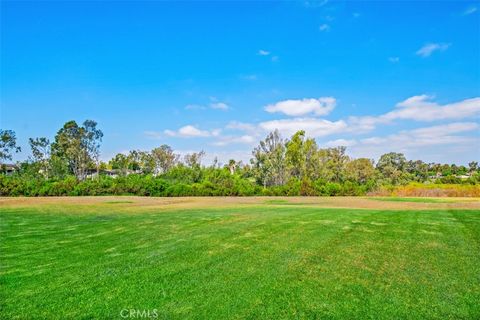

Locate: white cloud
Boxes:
[364,123,479,147]
[258,50,270,56]
[464,6,477,15]
[347,115,383,133]
[212,135,256,146]
[164,125,221,138]
[349,122,479,162]
[319,24,330,32]
[259,118,347,138]
[265,97,336,116]
[185,98,229,111]
[210,102,229,110]
[416,43,450,57]
[360,123,478,148]
[325,139,357,147]
[271,56,279,62]
[385,95,480,121]
[388,57,399,63]
[411,122,478,136]
[226,121,258,135]
[348,95,480,132]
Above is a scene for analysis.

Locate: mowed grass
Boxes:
[1,202,479,319]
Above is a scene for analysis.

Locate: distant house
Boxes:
[85,168,142,179]
[86,169,118,179]
[1,164,18,176]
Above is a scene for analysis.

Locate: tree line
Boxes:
[1,120,479,196]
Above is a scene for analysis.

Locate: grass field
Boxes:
[1,197,479,319]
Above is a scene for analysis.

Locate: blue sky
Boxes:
[1,0,479,165]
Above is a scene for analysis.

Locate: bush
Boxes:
[1,170,477,197]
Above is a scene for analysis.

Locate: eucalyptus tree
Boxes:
[184,151,205,168]
[469,161,478,173]
[29,137,51,178]
[285,130,320,180]
[251,130,286,187]
[84,120,103,177]
[151,145,179,175]
[51,120,103,180]
[0,129,21,163]
[109,153,130,176]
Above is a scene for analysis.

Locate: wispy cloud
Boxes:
[185,98,229,111]
[388,57,400,63]
[210,102,229,110]
[258,50,279,62]
[463,6,477,15]
[226,121,258,135]
[304,0,328,8]
[319,24,330,32]
[416,43,450,57]
[265,97,336,116]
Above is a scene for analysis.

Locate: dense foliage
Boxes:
[1,121,479,196]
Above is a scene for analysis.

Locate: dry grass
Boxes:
[1,196,479,213]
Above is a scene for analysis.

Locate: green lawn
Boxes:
[1,205,479,319]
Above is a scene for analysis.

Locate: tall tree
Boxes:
[0,129,21,163]
[151,145,178,175]
[285,130,319,180]
[468,161,478,173]
[285,130,305,179]
[184,151,205,168]
[325,146,349,183]
[51,120,103,180]
[251,130,286,187]
[109,153,130,176]
[376,152,407,185]
[345,158,375,184]
[29,137,51,178]
[83,120,103,178]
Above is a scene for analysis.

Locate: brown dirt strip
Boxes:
[0,196,479,213]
